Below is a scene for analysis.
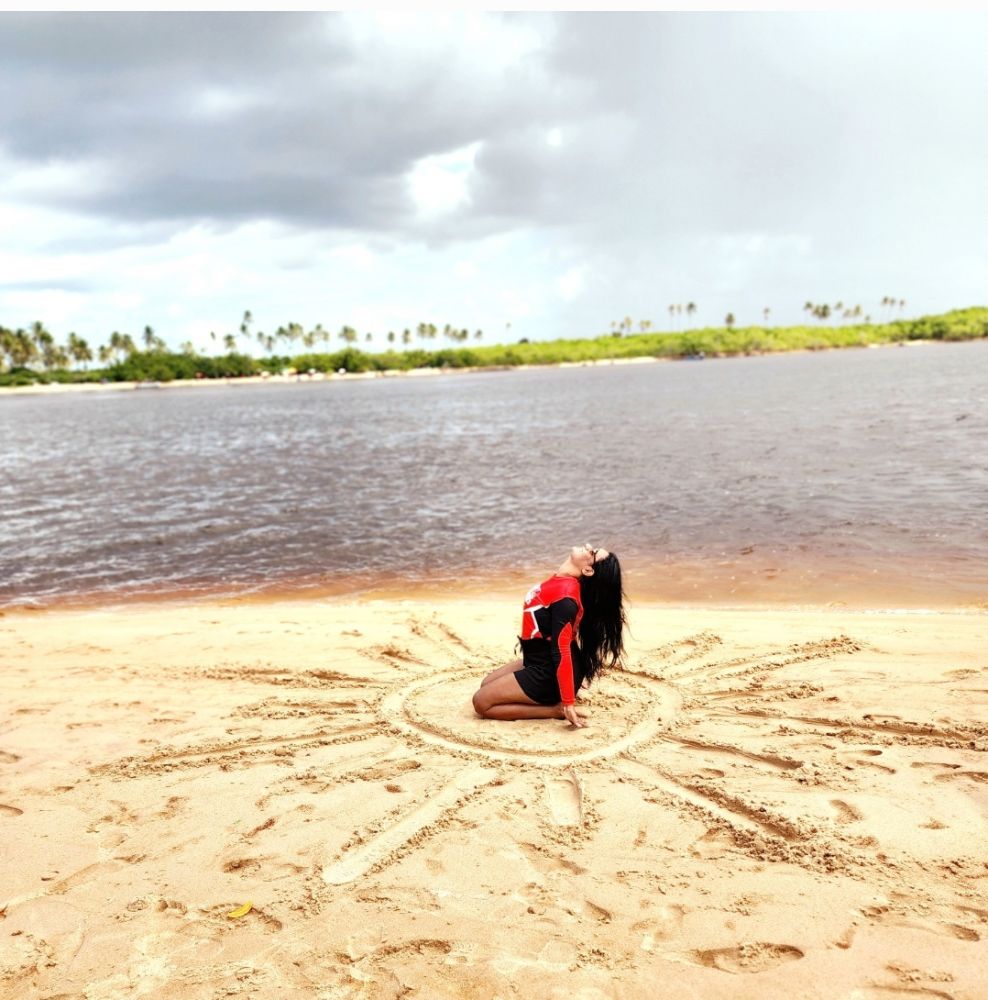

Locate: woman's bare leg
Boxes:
[472,671,574,721]
[479,658,522,687]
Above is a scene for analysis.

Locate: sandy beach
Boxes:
[1,595,987,998]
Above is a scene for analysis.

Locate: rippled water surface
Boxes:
[2,341,987,608]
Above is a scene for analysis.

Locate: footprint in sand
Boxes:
[686,942,804,973]
[690,828,735,860]
[222,857,264,875]
[545,772,583,827]
[0,804,23,817]
[0,751,21,764]
[830,799,864,824]
[855,988,955,999]
[840,749,896,774]
[934,771,988,785]
[583,899,612,923]
[633,904,687,951]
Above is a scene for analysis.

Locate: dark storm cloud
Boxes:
[2,11,986,260]
[0,12,569,235]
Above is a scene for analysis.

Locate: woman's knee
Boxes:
[472,688,491,717]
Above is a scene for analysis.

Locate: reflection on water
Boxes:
[2,340,987,609]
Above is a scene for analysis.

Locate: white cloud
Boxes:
[328,243,377,271]
[191,86,262,119]
[557,265,585,302]
[408,142,481,219]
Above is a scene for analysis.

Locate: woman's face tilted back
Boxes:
[568,542,610,577]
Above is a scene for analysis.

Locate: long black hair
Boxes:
[577,551,626,682]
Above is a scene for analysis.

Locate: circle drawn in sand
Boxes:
[379,670,678,766]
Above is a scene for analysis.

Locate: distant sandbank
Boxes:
[0,339,943,398]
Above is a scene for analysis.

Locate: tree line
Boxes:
[611,297,908,334]
[1,305,985,386]
[0,312,488,375]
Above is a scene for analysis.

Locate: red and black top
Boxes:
[519,575,583,706]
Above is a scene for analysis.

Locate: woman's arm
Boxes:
[548,597,580,709]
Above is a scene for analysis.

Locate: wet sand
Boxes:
[1,596,987,998]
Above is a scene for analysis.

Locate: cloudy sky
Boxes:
[1,11,986,352]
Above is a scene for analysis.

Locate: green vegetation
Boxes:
[1,307,986,387]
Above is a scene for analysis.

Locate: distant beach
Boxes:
[0,352,666,396]
[0,331,972,400]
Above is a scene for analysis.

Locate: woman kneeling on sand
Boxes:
[472,544,626,728]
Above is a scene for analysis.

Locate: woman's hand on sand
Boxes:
[562,704,585,728]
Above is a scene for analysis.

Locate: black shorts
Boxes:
[514,638,586,706]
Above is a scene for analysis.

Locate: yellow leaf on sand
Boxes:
[226,902,252,919]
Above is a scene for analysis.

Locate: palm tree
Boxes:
[67,332,92,369]
[48,345,70,370]
[686,302,696,329]
[762,307,771,326]
[0,327,12,371]
[387,331,396,345]
[223,333,237,352]
[143,325,156,350]
[31,321,66,370]
[402,329,411,347]
[725,313,735,329]
[240,310,253,349]
[180,340,196,356]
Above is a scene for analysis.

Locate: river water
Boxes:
[2,341,987,609]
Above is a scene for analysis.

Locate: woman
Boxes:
[472,543,626,728]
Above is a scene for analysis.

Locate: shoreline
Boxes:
[3,594,987,997]
[0,337,951,398]
[7,570,988,617]
[3,572,986,618]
